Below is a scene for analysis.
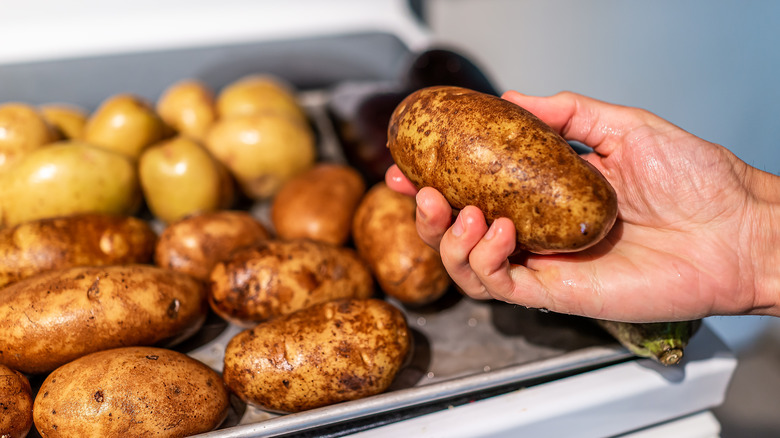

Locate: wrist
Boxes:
[744,170,780,315]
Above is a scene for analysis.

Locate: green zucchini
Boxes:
[596,319,702,365]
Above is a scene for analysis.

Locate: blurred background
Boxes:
[1,0,778,436]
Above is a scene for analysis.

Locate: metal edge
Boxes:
[196,345,633,437]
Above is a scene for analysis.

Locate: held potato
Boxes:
[0,213,157,288]
[0,265,207,374]
[0,364,33,438]
[387,86,618,253]
[33,346,229,437]
[208,239,374,326]
[155,210,270,282]
[271,163,366,245]
[223,298,410,413]
[352,183,451,306]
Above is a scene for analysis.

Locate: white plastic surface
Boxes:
[348,325,735,438]
[620,411,721,438]
[0,0,430,65]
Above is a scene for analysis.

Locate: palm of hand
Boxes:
[534,119,752,321]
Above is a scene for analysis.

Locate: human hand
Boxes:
[386,90,780,322]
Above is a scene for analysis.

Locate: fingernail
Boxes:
[451,213,464,237]
[484,221,497,240]
[415,193,428,220]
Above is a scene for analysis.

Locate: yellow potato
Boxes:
[40,103,88,140]
[216,74,308,124]
[139,136,234,223]
[271,163,366,246]
[155,210,270,282]
[388,85,618,253]
[208,239,374,326]
[156,79,217,141]
[223,298,410,413]
[0,141,141,227]
[0,364,33,438]
[33,346,229,437]
[204,112,316,200]
[0,213,157,288]
[83,93,165,159]
[0,102,58,173]
[353,183,451,306]
[0,265,207,374]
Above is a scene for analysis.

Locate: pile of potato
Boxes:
[0,74,451,437]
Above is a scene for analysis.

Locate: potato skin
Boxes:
[352,183,450,306]
[271,163,366,246]
[0,213,157,288]
[223,298,410,413]
[387,86,618,253]
[0,265,207,374]
[155,210,270,282]
[0,364,33,438]
[33,346,229,437]
[208,239,374,326]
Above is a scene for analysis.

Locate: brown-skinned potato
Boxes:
[155,210,270,282]
[0,265,207,375]
[387,86,618,254]
[0,213,157,288]
[271,163,366,246]
[352,182,451,306]
[33,346,229,437]
[0,364,33,438]
[223,298,410,413]
[208,239,374,326]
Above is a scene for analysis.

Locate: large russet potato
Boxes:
[208,239,374,326]
[0,213,157,288]
[0,265,207,374]
[0,364,33,438]
[387,86,618,254]
[223,298,410,413]
[352,182,451,306]
[139,136,235,223]
[33,346,229,437]
[271,163,366,246]
[0,141,141,228]
[154,210,270,282]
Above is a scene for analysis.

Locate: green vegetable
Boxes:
[596,319,702,366]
